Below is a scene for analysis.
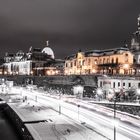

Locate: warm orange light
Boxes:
[92,69,96,73]
[123,64,129,69]
[47,71,51,75]
[55,70,58,74]
[4,71,7,75]
[30,71,33,75]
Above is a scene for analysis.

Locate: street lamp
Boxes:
[96,88,103,101]
[113,96,117,140]
[77,104,80,120]
[59,92,61,115]
[97,87,117,140]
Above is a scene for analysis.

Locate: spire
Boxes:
[137,14,140,31]
[46,40,49,47]
[123,40,128,48]
[29,46,32,53]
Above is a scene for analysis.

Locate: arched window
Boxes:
[107,58,109,63]
[112,58,114,63]
[103,58,106,64]
[88,58,91,65]
[94,59,98,64]
[65,63,68,67]
[71,62,73,67]
[125,53,128,62]
[74,60,76,66]
[116,58,118,64]
[100,59,102,64]
[82,60,85,65]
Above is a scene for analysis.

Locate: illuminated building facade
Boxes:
[0,16,140,76]
[98,76,140,100]
[65,48,134,75]
[2,42,64,76]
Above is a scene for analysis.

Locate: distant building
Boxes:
[98,76,140,98]
[130,15,140,74]
[65,48,134,75]
[130,15,140,51]
[2,41,64,76]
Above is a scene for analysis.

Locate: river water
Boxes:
[0,111,21,140]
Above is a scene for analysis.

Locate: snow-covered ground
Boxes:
[8,98,108,140]
[3,86,140,140]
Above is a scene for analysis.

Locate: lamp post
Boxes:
[113,96,117,140]
[59,92,61,115]
[96,88,103,101]
[77,104,80,120]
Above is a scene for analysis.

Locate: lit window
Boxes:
[95,59,98,64]
[112,58,114,63]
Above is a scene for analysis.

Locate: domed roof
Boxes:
[16,50,24,56]
[42,47,55,59]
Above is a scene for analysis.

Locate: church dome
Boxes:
[42,47,55,59]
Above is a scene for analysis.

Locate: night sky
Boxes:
[0,0,140,59]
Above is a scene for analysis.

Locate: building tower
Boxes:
[138,14,140,32]
[130,15,140,51]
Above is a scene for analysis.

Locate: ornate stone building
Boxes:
[65,48,134,75]
[2,42,64,76]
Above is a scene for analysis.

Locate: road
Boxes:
[17,87,140,140]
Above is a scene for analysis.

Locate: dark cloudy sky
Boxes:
[0,0,140,58]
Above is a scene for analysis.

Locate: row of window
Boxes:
[65,56,129,68]
[100,81,140,89]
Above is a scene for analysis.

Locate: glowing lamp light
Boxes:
[92,69,96,73]
[51,71,55,75]
[4,71,7,75]
[55,70,58,74]
[47,71,51,75]
[30,71,33,75]
[136,89,140,95]
[111,119,119,127]
[123,64,129,69]
[109,89,114,93]
[96,88,103,96]
[65,70,68,74]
